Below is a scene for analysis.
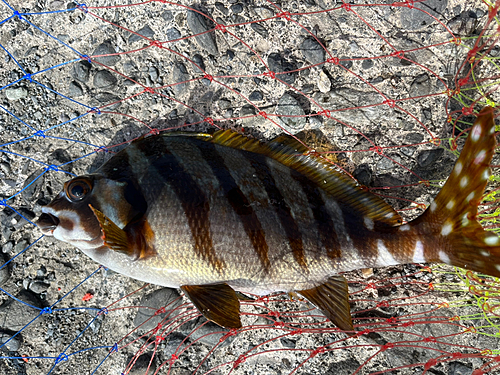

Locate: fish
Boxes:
[36,106,500,333]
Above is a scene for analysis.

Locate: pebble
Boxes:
[148,66,159,83]
[250,22,268,38]
[48,148,73,173]
[318,70,331,93]
[0,290,44,332]
[401,0,447,30]
[405,132,424,144]
[127,353,156,375]
[249,90,263,101]
[215,2,229,15]
[300,37,325,66]
[94,92,121,110]
[92,41,121,66]
[253,6,274,19]
[417,148,444,168]
[230,3,244,13]
[409,73,431,97]
[377,154,402,171]
[0,331,21,352]
[29,281,50,294]
[362,60,374,70]
[133,288,182,332]
[162,10,173,23]
[4,87,28,101]
[179,318,233,347]
[275,93,306,133]
[129,25,155,44]
[448,361,472,375]
[353,164,372,186]
[267,53,297,84]
[171,62,189,96]
[93,70,117,89]
[0,253,10,285]
[192,54,205,74]
[71,60,91,82]
[166,27,181,41]
[187,10,218,55]
[1,242,13,254]
[21,168,45,202]
[68,81,83,97]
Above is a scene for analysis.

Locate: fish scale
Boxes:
[37,106,500,333]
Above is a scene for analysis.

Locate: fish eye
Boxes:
[65,178,93,202]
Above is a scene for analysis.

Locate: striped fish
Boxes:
[37,106,500,332]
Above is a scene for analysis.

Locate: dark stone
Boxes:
[71,60,91,82]
[249,90,263,101]
[187,10,218,55]
[362,59,374,69]
[449,361,473,375]
[230,3,244,13]
[0,330,21,351]
[417,148,444,168]
[133,288,182,332]
[128,25,155,44]
[94,92,121,110]
[21,169,45,202]
[353,164,372,186]
[29,281,49,294]
[215,2,229,15]
[250,22,268,38]
[267,53,297,84]
[0,253,11,286]
[300,37,325,66]
[161,10,173,23]
[0,290,44,331]
[166,27,181,41]
[405,132,424,144]
[68,81,83,97]
[172,63,189,96]
[192,54,205,74]
[92,41,121,66]
[93,70,117,89]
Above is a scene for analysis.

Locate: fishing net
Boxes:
[1,0,500,374]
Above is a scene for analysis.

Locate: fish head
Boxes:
[37,174,138,251]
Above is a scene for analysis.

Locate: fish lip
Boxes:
[37,212,60,235]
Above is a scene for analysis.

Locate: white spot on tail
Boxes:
[462,214,469,227]
[466,192,475,203]
[471,125,482,142]
[454,162,462,175]
[495,265,500,272]
[430,201,437,212]
[439,251,450,264]
[460,177,468,188]
[441,222,453,236]
[446,200,455,210]
[485,235,500,246]
[364,217,374,231]
[480,250,490,257]
[412,241,425,263]
[490,125,495,135]
[399,224,410,231]
[474,150,486,165]
[483,170,491,181]
[376,239,397,266]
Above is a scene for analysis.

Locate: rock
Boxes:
[4,87,27,101]
[178,318,233,347]
[401,0,448,30]
[0,290,44,332]
[128,25,155,44]
[231,3,244,13]
[187,10,218,55]
[127,353,155,375]
[133,288,182,332]
[448,361,473,375]
[300,37,325,66]
[171,62,189,96]
[21,168,45,202]
[92,41,121,66]
[192,54,205,74]
[148,66,159,83]
[353,164,372,186]
[93,70,117,89]
[0,330,22,351]
[0,253,10,285]
[249,90,263,101]
[29,281,49,294]
[94,92,121,110]
[417,148,444,168]
[1,242,13,254]
[215,2,229,15]
[71,60,91,82]
[250,22,268,38]
[48,148,73,173]
[405,132,424,144]
[377,154,402,171]
[68,81,83,97]
[318,70,331,93]
[362,60,374,69]
[409,73,431,97]
[267,53,297,84]
[162,10,173,23]
[275,93,306,133]
[166,27,181,41]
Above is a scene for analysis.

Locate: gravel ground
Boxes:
[0,0,500,374]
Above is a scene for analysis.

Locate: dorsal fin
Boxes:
[205,129,402,227]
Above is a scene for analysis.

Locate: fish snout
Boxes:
[37,212,60,235]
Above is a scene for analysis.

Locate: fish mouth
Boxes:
[37,213,60,235]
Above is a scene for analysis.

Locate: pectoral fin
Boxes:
[296,275,354,333]
[89,204,132,256]
[181,284,242,329]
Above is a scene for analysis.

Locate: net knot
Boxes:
[155,335,164,344]
[461,106,473,116]
[390,50,404,59]
[383,99,395,108]
[381,343,394,351]
[76,3,89,13]
[220,328,238,342]
[452,36,461,45]
[233,354,246,368]
[46,164,59,172]
[154,307,166,316]
[424,336,437,343]
[148,128,160,136]
[98,307,108,316]
[264,71,276,79]
[292,328,304,335]
[327,57,340,65]
[144,86,156,94]
[204,117,215,126]
[310,347,326,357]
[0,199,6,207]
[386,317,398,324]
[376,300,389,308]
[23,73,33,82]
[259,111,268,119]
[404,0,414,8]
[428,282,434,290]
[273,321,285,328]
[80,55,91,63]
[268,310,280,318]
[457,77,469,88]
[472,370,484,375]
[41,307,52,315]
[215,23,227,33]
[402,321,415,327]
[341,2,352,11]
[152,323,163,335]
[367,283,377,289]
[318,109,331,118]
[13,11,23,20]
[150,40,162,48]
[424,358,437,370]
[369,146,383,155]
[111,343,118,352]
[34,130,46,138]
[276,11,291,20]
[169,354,178,365]
[429,137,441,146]
[203,74,213,82]
[82,292,93,301]
[95,145,108,153]
[90,107,101,114]
[467,47,478,61]
[55,353,68,364]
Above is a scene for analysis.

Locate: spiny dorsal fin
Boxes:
[207,129,402,227]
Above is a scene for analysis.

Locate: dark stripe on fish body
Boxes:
[135,137,225,273]
[197,141,271,273]
[245,154,307,271]
[291,170,342,261]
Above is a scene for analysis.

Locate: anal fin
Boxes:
[181,284,242,329]
[296,275,354,333]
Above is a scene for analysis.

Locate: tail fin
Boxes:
[414,106,500,277]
